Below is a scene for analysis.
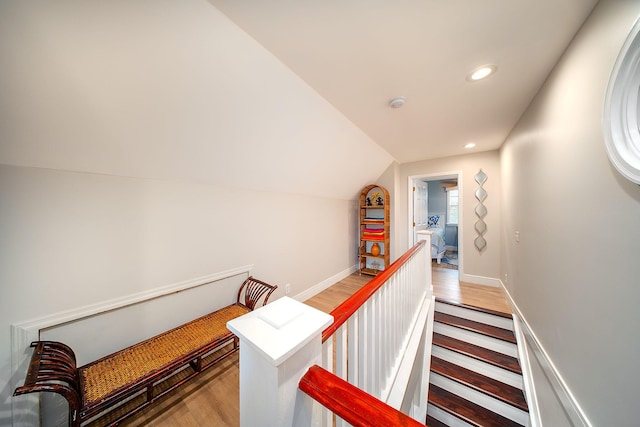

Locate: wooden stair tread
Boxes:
[431,357,528,412]
[436,297,513,319]
[435,312,517,344]
[428,384,524,427]
[426,415,449,427]
[433,333,522,374]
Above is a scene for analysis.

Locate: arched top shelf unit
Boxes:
[359,185,390,276]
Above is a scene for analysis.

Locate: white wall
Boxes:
[398,151,501,284]
[0,1,394,424]
[0,165,360,422]
[500,0,640,425]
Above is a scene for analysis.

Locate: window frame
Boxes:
[446,187,459,225]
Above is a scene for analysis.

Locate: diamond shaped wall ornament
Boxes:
[474,235,487,251]
[474,169,488,186]
[475,187,487,202]
[475,203,487,218]
[474,169,488,252]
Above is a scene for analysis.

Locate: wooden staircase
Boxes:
[427,299,530,427]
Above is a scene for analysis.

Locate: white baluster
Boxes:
[335,324,349,427]
[347,314,358,386]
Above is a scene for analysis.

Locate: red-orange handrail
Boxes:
[299,365,425,427]
[322,240,426,342]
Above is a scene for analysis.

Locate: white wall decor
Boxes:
[603,16,640,185]
[474,169,488,251]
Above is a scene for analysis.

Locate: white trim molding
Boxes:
[293,265,358,303]
[459,273,501,287]
[512,314,541,427]
[500,281,593,427]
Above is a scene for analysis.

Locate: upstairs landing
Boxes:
[432,268,511,315]
[122,269,510,426]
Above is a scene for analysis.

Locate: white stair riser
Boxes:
[430,373,530,425]
[435,302,514,331]
[435,323,518,357]
[427,403,475,427]
[432,346,523,389]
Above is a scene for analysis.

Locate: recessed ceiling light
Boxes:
[465,142,476,149]
[467,65,497,82]
[388,96,406,108]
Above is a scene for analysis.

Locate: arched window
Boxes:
[603,17,640,185]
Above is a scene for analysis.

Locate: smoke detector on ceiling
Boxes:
[388,96,406,108]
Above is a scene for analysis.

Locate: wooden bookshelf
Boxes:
[359,184,390,276]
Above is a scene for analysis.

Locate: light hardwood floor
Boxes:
[304,268,512,315]
[122,266,510,426]
[431,267,511,314]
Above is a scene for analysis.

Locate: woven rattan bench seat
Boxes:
[13,276,277,427]
[79,303,249,406]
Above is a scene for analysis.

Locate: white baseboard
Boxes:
[511,313,541,427]
[459,273,501,287]
[293,265,358,303]
[499,281,593,427]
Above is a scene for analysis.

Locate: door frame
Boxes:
[407,170,463,275]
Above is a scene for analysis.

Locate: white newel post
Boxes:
[416,230,433,269]
[227,296,334,427]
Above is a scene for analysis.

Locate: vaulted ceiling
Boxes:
[0,1,600,200]
[208,0,599,163]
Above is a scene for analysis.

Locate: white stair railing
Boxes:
[320,236,434,425]
[228,236,434,427]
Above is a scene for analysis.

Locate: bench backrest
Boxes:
[237,276,278,310]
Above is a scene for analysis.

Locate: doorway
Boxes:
[408,171,463,274]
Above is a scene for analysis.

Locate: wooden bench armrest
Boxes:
[237,276,277,310]
[13,341,82,425]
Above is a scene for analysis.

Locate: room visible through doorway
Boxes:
[409,172,462,274]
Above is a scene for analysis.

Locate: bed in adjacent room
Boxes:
[428,214,446,263]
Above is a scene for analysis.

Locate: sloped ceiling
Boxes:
[0,1,599,200]
[0,1,393,199]
[208,0,599,163]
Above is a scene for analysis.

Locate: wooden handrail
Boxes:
[322,240,426,342]
[299,365,424,427]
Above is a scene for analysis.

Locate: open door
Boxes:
[412,180,428,244]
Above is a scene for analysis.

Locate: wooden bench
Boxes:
[13,276,277,427]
